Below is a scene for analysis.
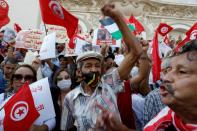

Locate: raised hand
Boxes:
[101,3,122,20]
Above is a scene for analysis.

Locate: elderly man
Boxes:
[144,39,197,130]
[92,40,197,131]
[60,3,142,131]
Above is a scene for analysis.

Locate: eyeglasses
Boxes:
[13,74,35,82]
[56,76,70,81]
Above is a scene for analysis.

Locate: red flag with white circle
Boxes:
[157,23,173,37]
[39,0,78,39]
[186,22,197,40]
[3,83,40,131]
[0,0,10,29]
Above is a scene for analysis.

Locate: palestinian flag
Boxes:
[99,17,135,40]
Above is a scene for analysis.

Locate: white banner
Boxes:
[39,32,56,60]
[29,78,56,124]
[74,36,92,55]
[44,24,69,43]
[15,29,45,50]
[23,50,39,65]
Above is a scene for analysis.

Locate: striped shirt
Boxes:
[60,69,123,131]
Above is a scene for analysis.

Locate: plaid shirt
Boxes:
[142,88,166,127]
[60,69,123,131]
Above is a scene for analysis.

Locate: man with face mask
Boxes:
[60,3,142,131]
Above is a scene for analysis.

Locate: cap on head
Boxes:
[76,51,102,63]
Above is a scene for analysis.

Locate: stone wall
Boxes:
[60,0,197,40]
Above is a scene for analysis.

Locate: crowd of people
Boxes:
[0,2,197,131]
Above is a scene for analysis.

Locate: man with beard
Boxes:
[91,40,197,131]
[60,3,142,131]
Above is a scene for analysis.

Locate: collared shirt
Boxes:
[61,69,124,131]
[0,71,8,93]
[142,88,166,127]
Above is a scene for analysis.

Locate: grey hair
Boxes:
[77,61,84,69]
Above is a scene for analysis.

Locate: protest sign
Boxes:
[15,29,45,50]
[46,25,69,43]
[29,78,56,124]
[74,35,92,55]
[39,32,56,60]
[92,28,121,47]
[23,50,39,65]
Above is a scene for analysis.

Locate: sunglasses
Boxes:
[13,74,35,82]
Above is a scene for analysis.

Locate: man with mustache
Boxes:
[144,39,197,130]
[60,3,142,131]
[92,40,197,131]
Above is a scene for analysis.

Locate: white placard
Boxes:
[74,36,92,55]
[15,29,45,50]
[23,50,38,65]
[39,33,56,60]
[29,78,55,124]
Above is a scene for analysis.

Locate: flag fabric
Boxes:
[174,22,197,52]
[186,22,197,40]
[14,23,22,33]
[163,35,169,45]
[68,34,78,49]
[174,36,190,53]
[67,27,86,49]
[0,0,10,29]
[99,17,135,40]
[152,31,161,83]
[39,0,78,38]
[3,83,40,131]
[144,107,197,131]
[157,23,173,36]
[129,15,144,35]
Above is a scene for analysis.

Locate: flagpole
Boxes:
[44,23,48,35]
[0,106,3,111]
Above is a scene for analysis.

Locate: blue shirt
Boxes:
[0,71,8,94]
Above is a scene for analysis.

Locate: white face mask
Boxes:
[57,79,71,90]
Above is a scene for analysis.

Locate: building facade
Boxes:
[60,0,197,40]
[5,0,197,40]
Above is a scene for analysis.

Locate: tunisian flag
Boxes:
[129,15,145,35]
[152,31,161,82]
[0,0,10,29]
[157,23,173,36]
[14,23,22,33]
[39,0,78,38]
[186,22,197,40]
[174,37,190,53]
[3,83,40,131]
[174,22,197,52]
